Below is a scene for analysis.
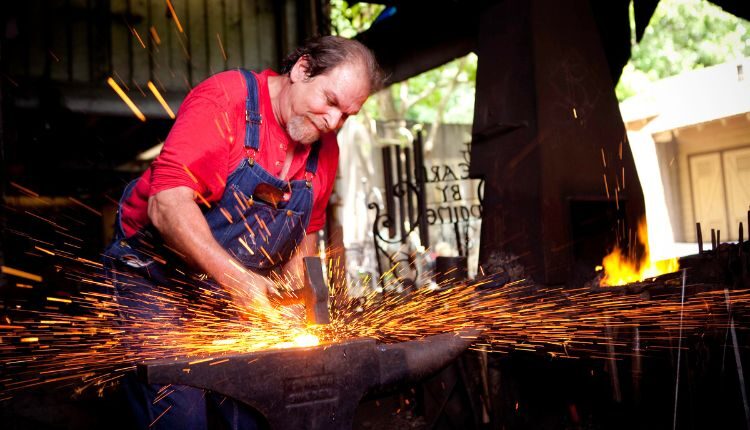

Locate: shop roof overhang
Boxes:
[356,0,750,86]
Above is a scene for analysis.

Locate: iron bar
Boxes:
[404,146,415,231]
[382,145,396,239]
[712,229,716,252]
[395,143,406,243]
[454,221,463,256]
[414,130,429,249]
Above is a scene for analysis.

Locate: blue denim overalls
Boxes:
[103,69,320,430]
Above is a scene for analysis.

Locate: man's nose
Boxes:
[327,108,344,130]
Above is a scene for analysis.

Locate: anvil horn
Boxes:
[377,327,483,388]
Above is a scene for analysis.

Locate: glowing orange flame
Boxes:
[598,219,679,286]
[292,333,320,347]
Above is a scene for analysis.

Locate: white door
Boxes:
[689,152,729,240]
[723,146,750,241]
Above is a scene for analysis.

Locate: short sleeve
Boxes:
[149,89,235,203]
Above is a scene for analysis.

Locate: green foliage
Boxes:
[330,0,384,38]
[402,55,478,124]
[330,1,477,125]
[359,54,477,124]
[616,0,750,101]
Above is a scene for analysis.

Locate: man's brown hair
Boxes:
[280,35,385,94]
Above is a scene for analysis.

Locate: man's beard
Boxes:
[287,115,320,144]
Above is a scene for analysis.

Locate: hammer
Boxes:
[270,256,330,325]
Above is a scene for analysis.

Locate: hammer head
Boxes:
[301,256,330,325]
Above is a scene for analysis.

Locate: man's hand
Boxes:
[230,271,283,322]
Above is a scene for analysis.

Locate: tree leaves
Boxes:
[617,0,750,101]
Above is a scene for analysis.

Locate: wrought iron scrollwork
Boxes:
[368,178,425,278]
[368,130,429,287]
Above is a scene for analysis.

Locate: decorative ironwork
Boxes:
[367,180,425,277]
[368,130,428,285]
[368,130,484,286]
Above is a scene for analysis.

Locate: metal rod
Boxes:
[717,230,721,247]
[395,145,406,243]
[711,229,716,251]
[696,223,703,254]
[454,221,463,257]
[414,131,429,249]
[404,146,415,230]
[464,223,470,262]
[382,146,396,239]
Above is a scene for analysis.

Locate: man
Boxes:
[104,35,383,429]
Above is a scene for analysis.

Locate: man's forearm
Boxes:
[148,187,269,302]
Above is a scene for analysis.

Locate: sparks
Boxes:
[107,77,146,122]
[1,266,43,282]
[148,81,176,119]
[0,197,742,402]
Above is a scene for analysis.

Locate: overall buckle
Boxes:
[245,110,262,125]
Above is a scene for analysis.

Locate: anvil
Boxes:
[138,329,480,429]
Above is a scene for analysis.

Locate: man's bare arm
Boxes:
[147,186,274,313]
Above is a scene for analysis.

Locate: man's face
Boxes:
[286,59,370,144]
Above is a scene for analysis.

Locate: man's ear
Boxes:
[290,55,310,83]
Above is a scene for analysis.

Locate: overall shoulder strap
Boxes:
[305,141,322,175]
[239,69,262,153]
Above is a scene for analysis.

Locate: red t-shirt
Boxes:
[119,69,339,237]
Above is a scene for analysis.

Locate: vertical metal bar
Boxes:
[404,146,415,231]
[414,131,429,249]
[464,222,470,260]
[711,229,716,251]
[382,146,396,239]
[454,221,463,256]
[696,223,703,254]
[395,145,406,243]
